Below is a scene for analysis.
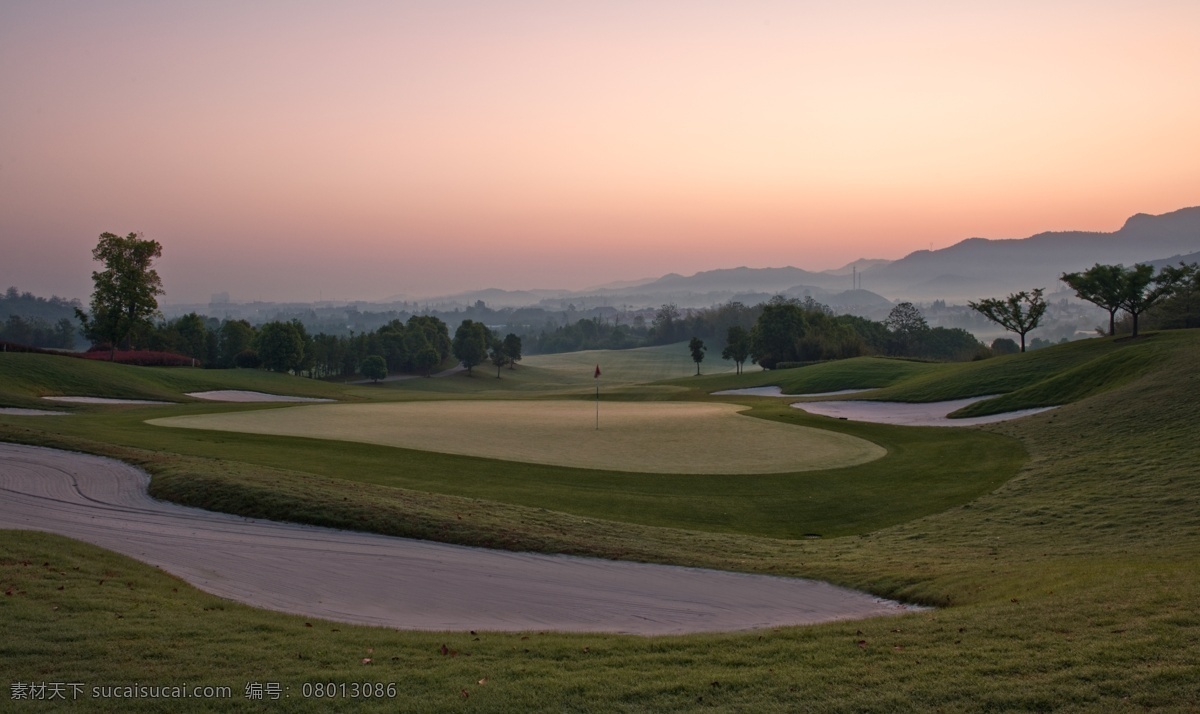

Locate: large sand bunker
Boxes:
[42,396,171,405]
[150,400,885,474]
[795,396,1057,427]
[0,443,916,634]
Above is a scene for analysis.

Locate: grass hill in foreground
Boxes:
[1,331,1198,711]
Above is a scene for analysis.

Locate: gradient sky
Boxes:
[3,1,1198,304]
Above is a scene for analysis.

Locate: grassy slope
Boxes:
[0,373,1021,541]
[0,353,356,408]
[2,332,1199,711]
[693,333,1174,418]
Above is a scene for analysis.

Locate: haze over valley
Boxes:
[4,3,1199,307]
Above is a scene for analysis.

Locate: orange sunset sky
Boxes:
[2,1,1198,304]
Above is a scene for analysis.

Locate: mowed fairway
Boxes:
[150,400,885,474]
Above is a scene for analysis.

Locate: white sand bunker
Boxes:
[714,386,874,398]
[151,400,886,474]
[42,396,171,405]
[794,396,1057,427]
[187,390,335,403]
[0,407,69,416]
[0,442,917,634]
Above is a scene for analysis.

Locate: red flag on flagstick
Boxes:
[594,365,601,378]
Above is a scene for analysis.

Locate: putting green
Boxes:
[150,401,885,474]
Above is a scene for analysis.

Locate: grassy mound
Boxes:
[0,352,350,408]
[698,332,1184,419]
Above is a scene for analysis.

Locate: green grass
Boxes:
[2,331,1200,711]
[696,357,942,394]
[148,400,887,474]
[384,342,727,398]
[694,333,1178,418]
[0,391,1020,541]
[0,353,357,408]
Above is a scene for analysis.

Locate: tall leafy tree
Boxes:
[968,289,1048,352]
[651,303,681,344]
[883,302,929,356]
[218,319,257,367]
[256,321,305,373]
[1061,263,1127,336]
[688,336,706,375]
[360,354,387,383]
[452,319,491,375]
[378,319,408,372]
[1120,263,1182,338]
[489,339,508,378]
[1146,262,1200,330]
[749,297,807,369]
[170,312,209,362]
[407,315,452,363]
[721,325,751,375]
[75,232,164,360]
[502,333,522,369]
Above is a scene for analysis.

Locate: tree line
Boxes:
[1,287,80,349]
[969,261,1200,351]
[46,232,1200,380]
[116,313,455,378]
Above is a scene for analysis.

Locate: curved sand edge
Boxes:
[0,407,69,416]
[42,396,172,405]
[794,396,1057,427]
[0,442,919,634]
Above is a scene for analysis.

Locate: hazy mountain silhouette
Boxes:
[859,206,1200,301]
[635,266,844,293]
[419,207,1199,309]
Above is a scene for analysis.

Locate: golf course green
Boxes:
[148,400,886,474]
[1,330,1198,711]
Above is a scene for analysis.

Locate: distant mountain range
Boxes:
[423,206,1200,309]
[858,206,1200,301]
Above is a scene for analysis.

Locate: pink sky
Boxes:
[2,1,1198,304]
